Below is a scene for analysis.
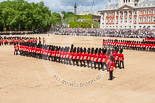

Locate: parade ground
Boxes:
[0,34,155,103]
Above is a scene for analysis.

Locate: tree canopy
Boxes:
[0,0,62,31]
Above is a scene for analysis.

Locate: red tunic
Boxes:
[76,52,81,60]
[101,54,106,63]
[90,53,95,61]
[105,55,110,63]
[80,52,84,60]
[108,61,115,71]
[14,45,19,50]
[94,53,98,62]
[115,53,119,61]
[83,53,88,61]
[119,54,124,61]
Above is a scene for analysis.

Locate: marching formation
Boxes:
[103,39,155,52]
[0,36,38,46]
[0,36,126,80]
[13,39,125,80]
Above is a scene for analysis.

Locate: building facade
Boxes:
[99,0,155,29]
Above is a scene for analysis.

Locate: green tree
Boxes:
[0,0,59,31]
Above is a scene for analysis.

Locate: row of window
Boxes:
[105,9,155,17]
[105,16,155,23]
[139,10,155,15]
[139,16,155,23]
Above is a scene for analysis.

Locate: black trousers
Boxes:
[87,60,90,68]
[14,50,18,55]
[101,62,106,71]
[97,62,102,70]
[91,61,94,68]
[83,60,86,67]
[72,59,76,66]
[115,60,120,68]
[120,61,124,69]
[80,60,83,67]
[69,59,72,65]
[109,71,113,80]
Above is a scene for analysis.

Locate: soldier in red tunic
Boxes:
[83,48,87,67]
[14,43,19,55]
[69,47,73,65]
[96,48,102,70]
[101,48,106,71]
[94,48,99,69]
[106,49,111,71]
[79,48,84,67]
[90,48,95,69]
[87,48,91,68]
[108,56,115,80]
[72,47,77,66]
[115,48,120,68]
[0,38,2,46]
[119,49,124,69]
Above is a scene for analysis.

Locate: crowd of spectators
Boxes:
[54,28,155,38]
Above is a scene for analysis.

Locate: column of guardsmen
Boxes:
[0,36,38,46]
[13,41,125,80]
[103,39,155,52]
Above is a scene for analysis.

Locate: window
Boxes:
[121,12,123,16]
[149,10,151,14]
[116,18,118,23]
[121,18,123,23]
[140,10,142,15]
[125,18,127,23]
[148,16,151,22]
[154,16,155,22]
[107,19,108,23]
[134,18,136,23]
[125,12,127,16]
[144,10,147,14]
[154,10,155,14]
[130,18,132,23]
[139,17,142,22]
[144,17,146,22]
[139,26,141,29]
[134,11,137,15]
